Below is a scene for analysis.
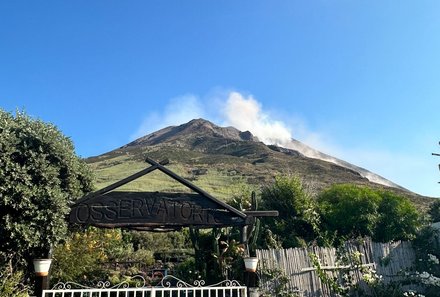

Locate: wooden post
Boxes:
[244,271,258,292]
[241,225,248,245]
[35,275,49,297]
[33,258,52,297]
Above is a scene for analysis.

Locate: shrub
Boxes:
[260,175,319,248]
[428,200,440,223]
[318,184,420,244]
[0,109,93,266]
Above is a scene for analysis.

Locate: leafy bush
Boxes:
[318,184,420,244]
[318,184,381,243]
[260,175,319,248]
[0,254,30,297]
[410,226,440,297]
[374,191,421,242]
[0,269,29,297]
[428,200,440,223]
[259,265,299,297]
[128,230,192,253]
[51,227,135,285]
[174,258,202,284]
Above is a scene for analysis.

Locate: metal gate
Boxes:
[43,275,247,297]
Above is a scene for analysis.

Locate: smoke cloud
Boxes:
[131,90,334,162]
[131,90,297,147]
[221,92,293,145]
[132,90,325,158]
[131,91,437,195]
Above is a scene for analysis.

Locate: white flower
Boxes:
[403,291,425,297]
[419,271,430,279]
[428,254,439,265]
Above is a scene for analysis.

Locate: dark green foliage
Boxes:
[228,183,261,255]
[128,230,192,253]
[189,228,223,283]
[413,226,440,275]
[260,175,319,248]
[318,184,381,241]
[187,227,245,284]
[411,226,440,297]
[374,191,421,242]
[428,199,440,222]
[318,184,421,244]
[174,258,201,283]
[0,110,93,262]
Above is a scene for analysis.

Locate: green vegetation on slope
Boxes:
[87,144,434,211]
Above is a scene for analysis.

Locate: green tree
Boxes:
[260,175,319,248]
[0,110,93,265]
[374,191,421,242]
[428,199,440,222]
[318,184,420,244]
[318,184,381,243]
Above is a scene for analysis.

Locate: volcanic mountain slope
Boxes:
[284,139,403,189]
[86,118,433,209]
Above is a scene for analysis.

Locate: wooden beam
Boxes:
[243,211,279,217]
[145,157,247,219]
[301,263,375,272]
[73,159,169,205]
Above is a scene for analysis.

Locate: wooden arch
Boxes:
[69,158,277,238]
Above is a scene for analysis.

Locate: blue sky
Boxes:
[1,1,440,197]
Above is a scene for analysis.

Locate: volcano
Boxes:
[86,118,433,209]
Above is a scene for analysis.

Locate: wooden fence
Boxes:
[256,239,416,297]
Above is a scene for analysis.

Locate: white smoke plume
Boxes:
[132,90,324,157]
[131,90,436,195]
[220,92,337,163]
[131,90,345,163]
[221,92,293,146]
[131,90,297,147]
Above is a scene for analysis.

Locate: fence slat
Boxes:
[257,238,421,297]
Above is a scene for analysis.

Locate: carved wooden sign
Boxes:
[69,158,276,232]
[70,191,246,229]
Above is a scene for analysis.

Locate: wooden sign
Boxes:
[69,158,276,232]
[70,191,246,229]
